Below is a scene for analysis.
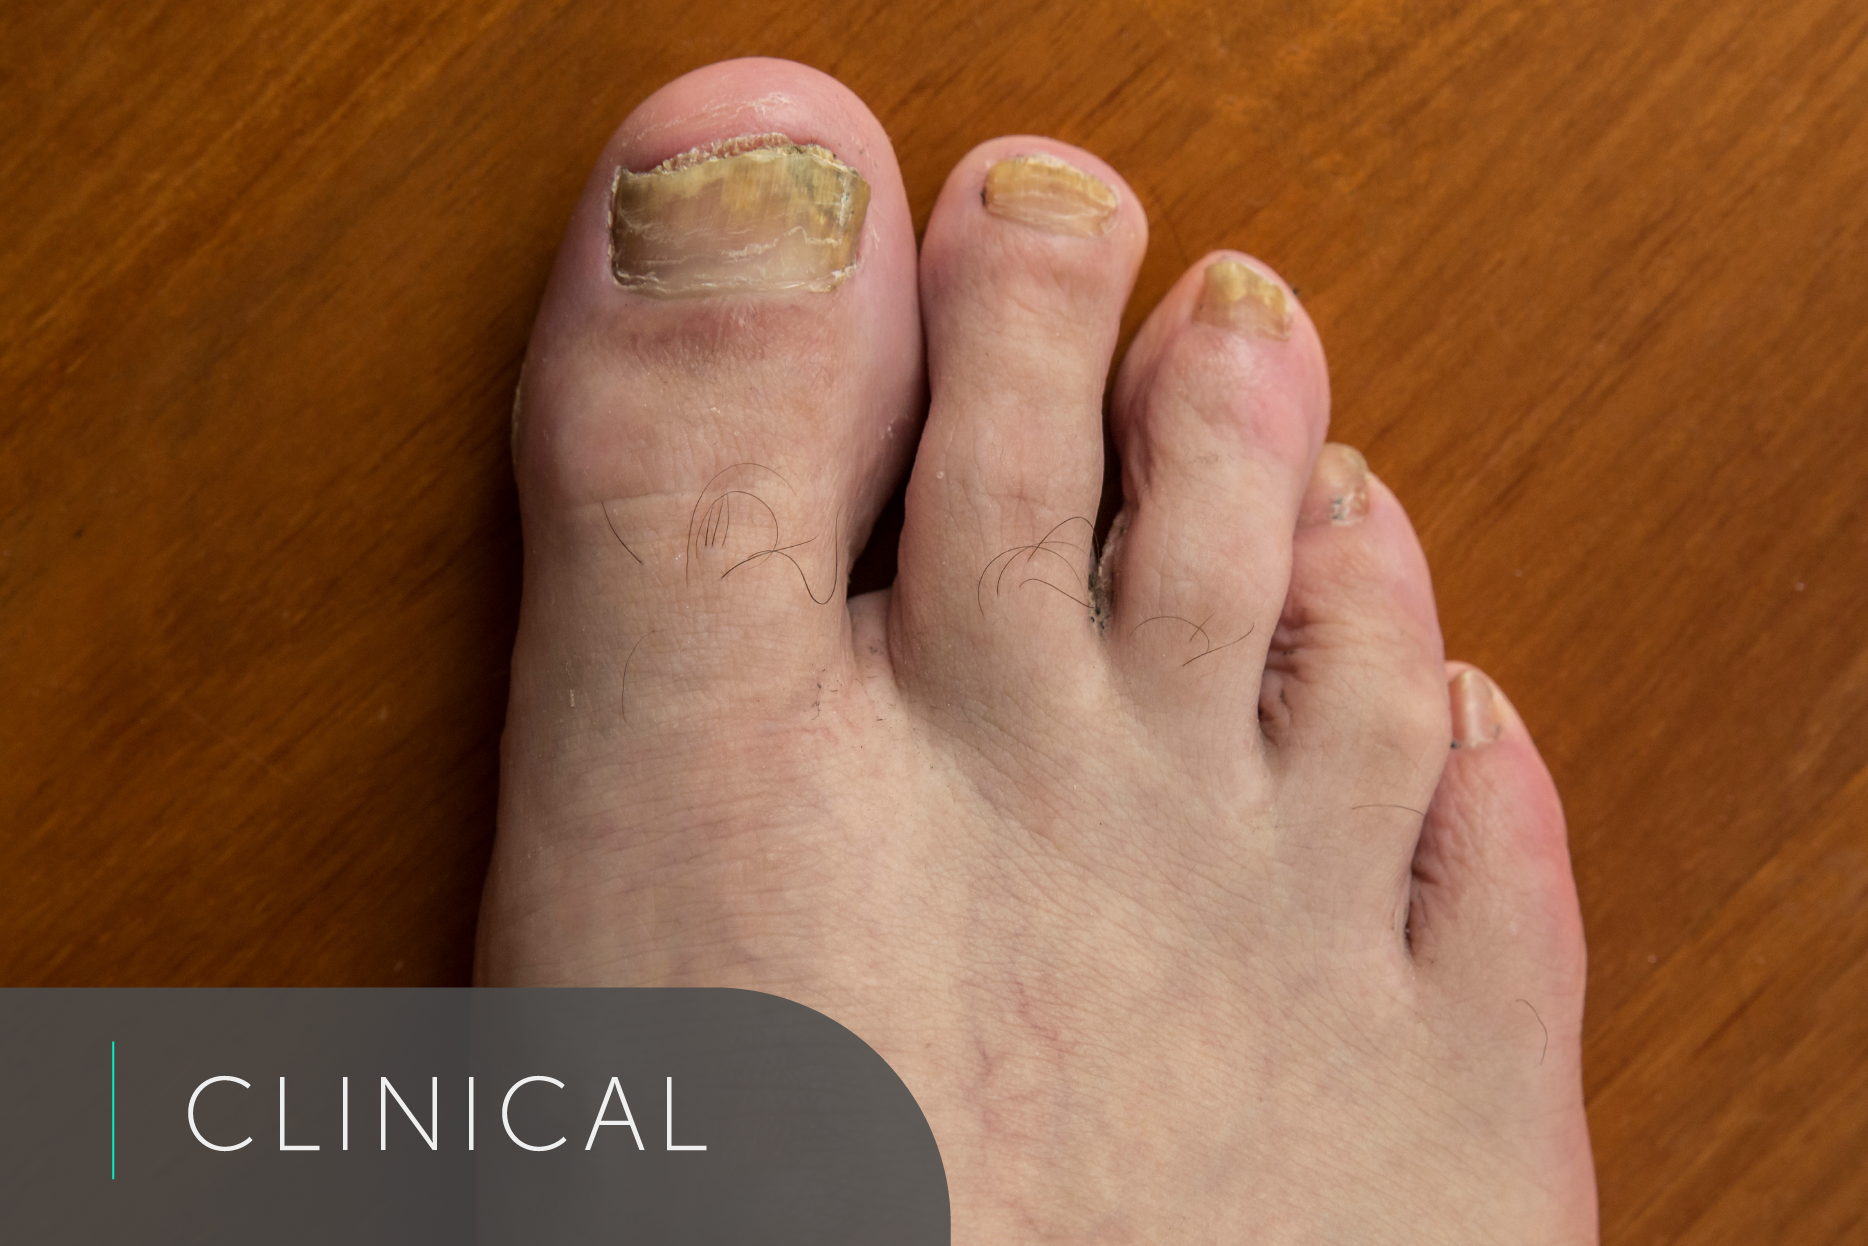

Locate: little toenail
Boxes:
[609,133,870,297]
[982,154,1119,237]
[1450,669,1505,749]
[1297,443,1370,528]
[1195,259,1294,340]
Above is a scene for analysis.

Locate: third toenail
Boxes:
[609,133,870,298]
[1298,443,1370,529]
[982,154,1119,237]
[1195,259,1294,340]
[1451,669,1505,749]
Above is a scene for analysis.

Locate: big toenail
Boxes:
[1450,669,1505,749]
[609,134,870,297]
[1297,443,1370,528]
[982,154,1119,237]
[1194,259,1294,340]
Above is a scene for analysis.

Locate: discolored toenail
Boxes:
[1297,443,1370,528]
[982,153,1119,237]
[609,134,871,297]
[1450,669,1505,749]
[1194,259,1293,341]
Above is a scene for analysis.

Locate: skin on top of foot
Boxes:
[480,56,1597,1244]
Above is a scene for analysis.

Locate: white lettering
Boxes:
[187,1076,252,1151]
[584,1077,644,1151]
[278,1077,319,1151]
[502,1076,566,1151]
[380,1076,439,1150]
[665,1077,706,1151]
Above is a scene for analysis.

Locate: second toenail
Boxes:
[1450,669,1506,749]
[982,154,1119,237]
[609,134,870,297]
[1298,443,1370,529]
[1195,259,1294,340]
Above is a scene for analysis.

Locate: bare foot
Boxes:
[479,58,1597,1244]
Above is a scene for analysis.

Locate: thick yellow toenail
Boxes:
[1195,259,1294,340]
[609,134,870,297]
[1451,669,1505,749]
[1298,442,1370,528]
[982,154,1119,237]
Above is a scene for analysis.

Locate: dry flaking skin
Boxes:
[1090,509,1129,633]
[609,134,871,297]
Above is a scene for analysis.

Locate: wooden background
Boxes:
[5,0,1865,1238]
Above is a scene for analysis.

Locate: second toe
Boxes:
[891,138,1147,714]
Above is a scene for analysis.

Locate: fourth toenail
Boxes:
[609,134,870,298]
[1298,443,1370,529]
[983,154,1119,237]
[1451,669,1505,749]
[1195,259,1294,340]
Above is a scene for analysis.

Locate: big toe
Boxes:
[510,58,923,725]
[486,60,923,977]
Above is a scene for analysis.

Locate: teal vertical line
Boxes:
[110,1041,116,1180]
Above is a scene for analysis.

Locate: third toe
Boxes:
[1103,252,1332,737]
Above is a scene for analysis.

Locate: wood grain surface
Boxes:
[5,0,1865,1238]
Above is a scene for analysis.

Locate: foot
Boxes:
[479,58,1597,1244]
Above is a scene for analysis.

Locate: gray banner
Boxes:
[0,989,948,1244]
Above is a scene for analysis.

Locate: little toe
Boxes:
[1102,252,1331,736]
[1410,664,1585,1003]
[1408,664,1597,1232]
[892,139,1147,704]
